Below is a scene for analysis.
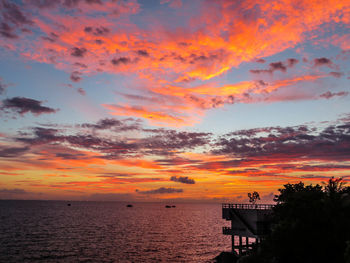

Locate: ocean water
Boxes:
[0,201,231,262]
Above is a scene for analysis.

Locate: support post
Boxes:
[239,235,242,255]
[231,219,235,253]
[232,235,235,253]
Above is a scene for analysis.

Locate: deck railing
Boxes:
[222,203,274,210]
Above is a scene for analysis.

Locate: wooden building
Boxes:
[222,203,274,255]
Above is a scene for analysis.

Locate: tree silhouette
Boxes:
[247,191,260,204]
[241,177,350,263]
[323,176,346,196]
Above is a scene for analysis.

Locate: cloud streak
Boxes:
[137,187,183,195]
[1,97,57,116]
[170,176,195,184]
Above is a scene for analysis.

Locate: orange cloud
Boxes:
[6,0,347,125]
[103,103,200,126]
[16,0,349,81]
[113,158,163,170]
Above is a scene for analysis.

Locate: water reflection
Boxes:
[0,201,231,262]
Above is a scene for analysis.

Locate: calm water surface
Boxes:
[0,201,231,262]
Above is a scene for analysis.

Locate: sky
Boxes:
[0,0,349,202]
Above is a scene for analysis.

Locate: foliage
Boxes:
[248,191,260,204]
[245,177,350,263]
[345,241,350,263]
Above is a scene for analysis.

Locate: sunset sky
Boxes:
[0,0,349,202]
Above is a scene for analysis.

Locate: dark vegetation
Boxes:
[241,177,350,263]
[248,191,260,205]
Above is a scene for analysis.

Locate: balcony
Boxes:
[222,203,274,210]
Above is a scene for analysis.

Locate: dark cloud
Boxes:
[41,36,54,42]
[329,72,343,78]
[320,91,348,99]
[81,118,141,131]
[170,176,195,184]
[55,152,87,160]
[84,26,109,36]
[139,130,211,154]
[74,62,88,68]
[97,172,137,178]
[77,88,86,95]
[17,126,140,157]
[173,51,225,65]
[17,127,59,145]
[156,157,200,166]
[0,77,10,95]
[41,32,59,42]
[140,129,211,154]
[250,58,298,74]
[177,76,197,83]
[186,93,228,109]
[21,28,31,33]
[314,57,333,67]
[0,188,28,195]
[0,146,29,157]
[1,0,33,25]
[300,174,331,179]
[111,57,131,66]
[64,82,85,94]
[249,69,271,74]
[269,62,287,72]
[287,58,299,67]
[136,50,149,57]
[24,0,102,9]
[1,97,57,116]
[136,187,183,194]
[71,47,87,57]
[15,121,210,160]
[213,122,350,162]
[84,26,92,32]
[0,0,33,39]
[282,164,350,172]
[23,0,60,9]
[160,50,225,66]
[70,71,82,82]
[64,83,73,89]
[0,22,17,38]
[255,58,266,63]
[65,135,123,151]
[16,117,350,167]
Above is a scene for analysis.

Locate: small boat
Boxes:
[171,205,176,208]
[67,203,71,206]
[126,204,133,207]
[165,205,171,208]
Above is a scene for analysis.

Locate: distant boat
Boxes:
[67,203,71,206]
[165,205,171,208]
[171,205,176,208]
[126,204,133,207]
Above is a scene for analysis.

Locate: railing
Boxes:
[223,226,246,234]
[222,203,274,210]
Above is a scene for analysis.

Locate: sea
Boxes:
[0,201,232,262]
